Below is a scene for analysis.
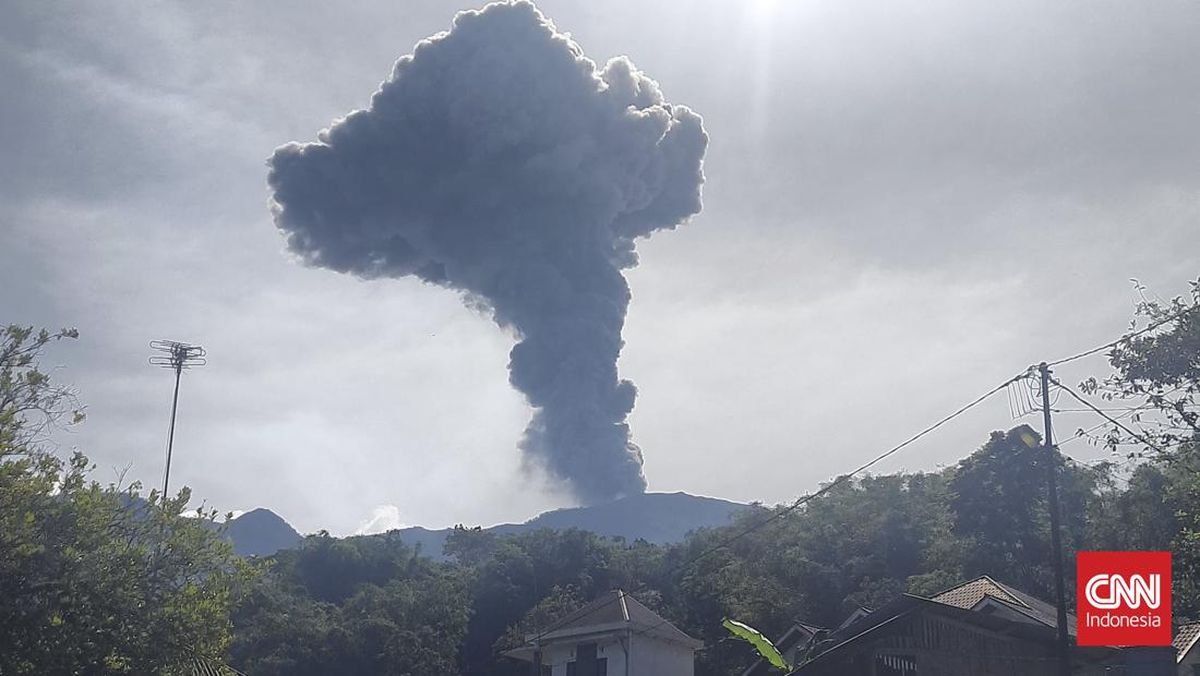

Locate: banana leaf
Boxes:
[722,618,792,672]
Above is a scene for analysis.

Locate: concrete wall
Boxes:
[536,634,694,676]
[540,636,630,676]
[629,634,694,676]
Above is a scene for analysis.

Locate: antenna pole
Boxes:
[149,340,206,503]
[163,359,183,499]
[1040,362,1071,676]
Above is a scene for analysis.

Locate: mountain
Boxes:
[224,492,750,560]
[224,508,303,557]
[397,492,751,561]
[504,491,750,541]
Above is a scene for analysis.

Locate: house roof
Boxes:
[932,575,1023,608]
[1174,622,1200,663]
[508,589,703,662]
[835,606,873,632]
[785,577,1137,674]
[791,594,1116,674]
[538,589,687,638]
[931,575,1077,637]
[824,596,917,644]
[542,589,637,632]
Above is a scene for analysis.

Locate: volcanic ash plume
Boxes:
[267,1,708,502]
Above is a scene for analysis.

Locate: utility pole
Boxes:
[1039,362,1071,676]
[149,340,206,500]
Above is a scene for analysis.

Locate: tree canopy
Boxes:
[0,325,255,674]
[6,276,1199,675]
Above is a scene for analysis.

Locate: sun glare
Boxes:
[748,0,781,18]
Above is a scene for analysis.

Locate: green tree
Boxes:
[494,583,586,652]
[949,425,1096,599]
[1083,278,1200,618]
[230,532,471,675]
[660,474,958,675]
[0,325,256,674]
[1086,279,1199,453]
[444,524,500,566]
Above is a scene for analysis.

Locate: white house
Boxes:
[506,589,703,676]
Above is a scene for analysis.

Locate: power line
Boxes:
[521,309,1196,663]
[1046,406,1164,413]
[523,372,1025,651]
[1045,305,1197,368]
[1062,420,1125,451]
[1051,378,1168,457]
[1058,385,1188,451]
[675,373,1024,567]
[1059,406,1151,448]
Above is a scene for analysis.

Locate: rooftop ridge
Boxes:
[931,574,1028,610]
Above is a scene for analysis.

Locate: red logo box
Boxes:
[1076,551,1172,647]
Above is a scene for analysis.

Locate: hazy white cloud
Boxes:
[356,505,409,535]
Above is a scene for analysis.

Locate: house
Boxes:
[930,576,1173,676]
[742,576,1178,675]
[789,592,1100,676]
[506,589,703,676]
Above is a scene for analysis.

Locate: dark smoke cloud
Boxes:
[267,0,707,502]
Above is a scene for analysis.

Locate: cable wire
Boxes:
[521,372,1025,650]
[518,309,1195,660]
[1045,305,1197,367]
[1051,378,1168,457]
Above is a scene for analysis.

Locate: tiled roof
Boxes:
[1174,622,1200,662]
[932,575,1023,609]
[931,575,1077,636]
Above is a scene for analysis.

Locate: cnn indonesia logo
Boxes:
[1076,551,1172,647]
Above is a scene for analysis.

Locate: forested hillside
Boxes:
[224,281,1200,675]
[3,282,1196,674]
[386,492,750,562]
[225,431,1200,675]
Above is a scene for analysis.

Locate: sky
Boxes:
[2,0,1198,536]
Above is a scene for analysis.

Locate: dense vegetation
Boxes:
[0,326,255,674]
[2,279,1196,674]
[226,280,1199,675]
[223,431,1200,676]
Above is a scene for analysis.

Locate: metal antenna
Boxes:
[149,340,206,500]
